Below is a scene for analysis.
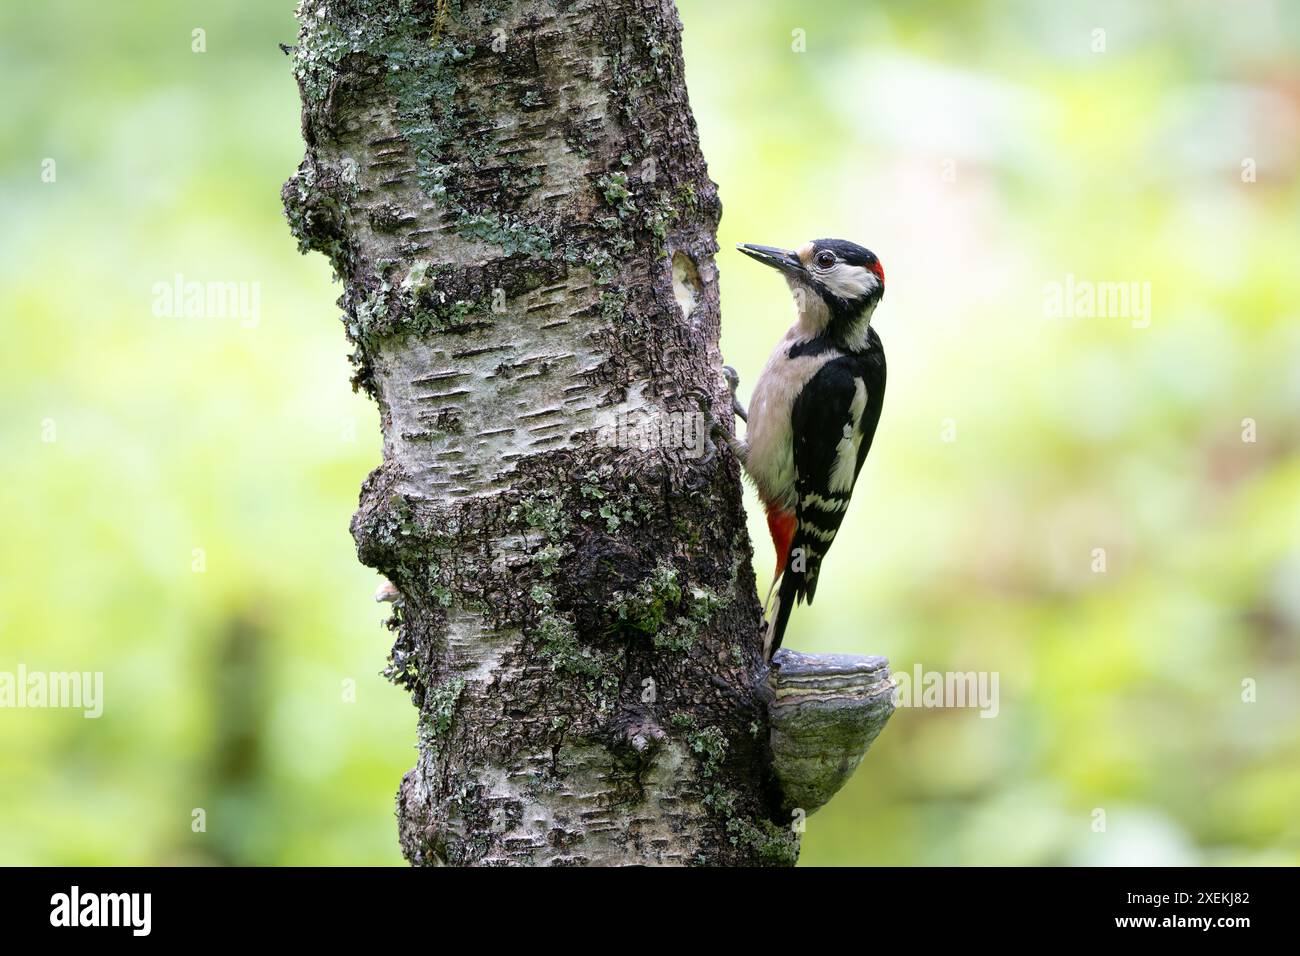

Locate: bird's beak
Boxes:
[737,243,805,279]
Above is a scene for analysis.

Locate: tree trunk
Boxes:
[283,0,802,866]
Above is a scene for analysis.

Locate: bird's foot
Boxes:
[722,364,747,422]
[687,366,749,469]
[689,387,720,467]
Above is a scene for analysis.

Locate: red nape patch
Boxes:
[870,259,885,284]
[766,506,797,577]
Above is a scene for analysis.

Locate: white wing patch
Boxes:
[828,377,868,493]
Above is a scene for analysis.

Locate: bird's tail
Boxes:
[763,568,800,661]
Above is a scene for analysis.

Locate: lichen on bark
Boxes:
[285,0,792,865]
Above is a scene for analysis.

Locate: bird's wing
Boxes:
[764,346,885,658]
[788,352,885,607]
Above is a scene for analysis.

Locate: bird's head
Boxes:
[738,238,884,349]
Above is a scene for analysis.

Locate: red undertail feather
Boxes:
[766,504,797,577]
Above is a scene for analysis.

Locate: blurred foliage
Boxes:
[1,0,1298,866]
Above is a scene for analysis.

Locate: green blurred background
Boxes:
[2,0,1298,865]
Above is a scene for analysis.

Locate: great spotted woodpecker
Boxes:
[720,239,886,660]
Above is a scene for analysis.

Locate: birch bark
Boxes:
[284,0,796,865]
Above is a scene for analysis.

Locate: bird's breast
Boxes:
[745,337,839,510]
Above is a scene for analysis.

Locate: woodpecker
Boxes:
[720,239,887,660]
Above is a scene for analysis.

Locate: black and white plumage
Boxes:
[724,239,887,659]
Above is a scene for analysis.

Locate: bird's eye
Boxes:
[814,251,836,269]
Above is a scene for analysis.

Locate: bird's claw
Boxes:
[678,386,719,468]
[685,365,747,469]
[721,364,747,422]
[697,435,717,468]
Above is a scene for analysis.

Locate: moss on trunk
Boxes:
[285,0,791,866]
